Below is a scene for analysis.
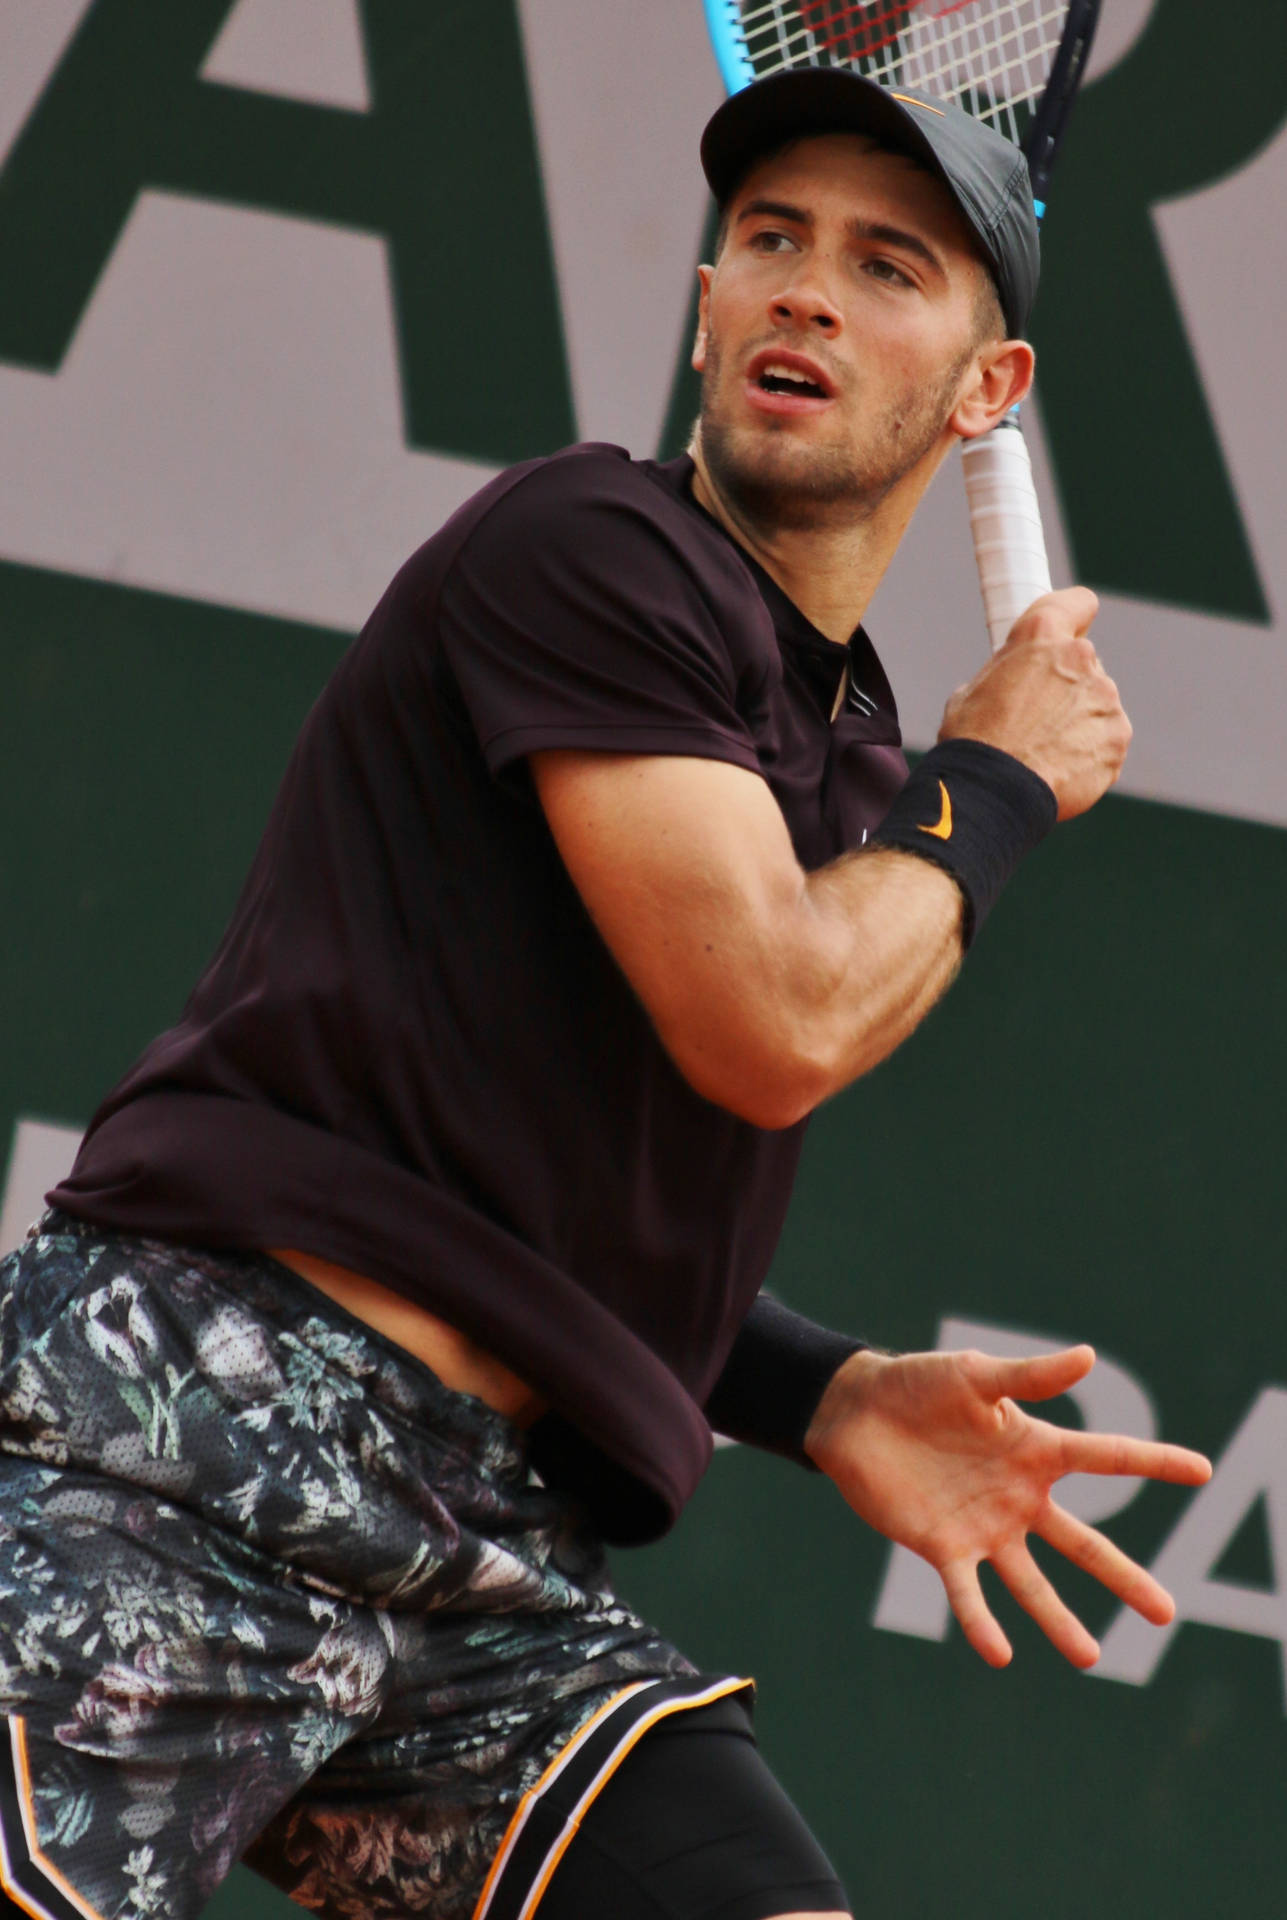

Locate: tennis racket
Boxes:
[700,0,1101,652]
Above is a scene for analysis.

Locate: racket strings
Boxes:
[729,0,1067,136]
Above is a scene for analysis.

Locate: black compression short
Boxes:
[540,1695,850,1920]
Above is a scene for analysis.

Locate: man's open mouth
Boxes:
[757,364,827,399]
[745,355,837,410]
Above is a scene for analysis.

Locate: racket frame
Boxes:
[1022,0,1101,205]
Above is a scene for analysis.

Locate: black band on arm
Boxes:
[704,1294,866,1468]
[868,738,1056,946]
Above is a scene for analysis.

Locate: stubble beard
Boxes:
[698,331,971,536]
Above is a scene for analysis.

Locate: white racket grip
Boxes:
[961,419,1053,653]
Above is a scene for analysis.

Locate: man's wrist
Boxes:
[803,1346,892,1474]
[868,739,1056,945]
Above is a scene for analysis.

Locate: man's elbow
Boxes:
[667,1024,840,1132]
[651,938,867,1129]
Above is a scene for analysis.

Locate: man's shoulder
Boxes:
[490,440,681,512]
[460,443,755,596]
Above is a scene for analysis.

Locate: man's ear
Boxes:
[692,265,714,374]
[952,339,1036,440]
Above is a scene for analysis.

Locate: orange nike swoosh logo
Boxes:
[917,780,952,840]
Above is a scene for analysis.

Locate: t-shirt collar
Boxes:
[654,453,899,732]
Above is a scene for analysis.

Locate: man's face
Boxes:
[694,132,996,531]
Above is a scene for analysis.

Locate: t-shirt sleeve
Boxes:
[436,451,769,779]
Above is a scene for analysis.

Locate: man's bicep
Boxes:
[530,750,807,1113]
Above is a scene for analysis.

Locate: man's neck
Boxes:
[688,438,938,647]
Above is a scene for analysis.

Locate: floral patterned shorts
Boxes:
[0,1214,721,1920]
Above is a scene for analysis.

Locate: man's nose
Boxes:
[770,266,842,335]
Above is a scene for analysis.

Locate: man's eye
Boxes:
[750,230,796,253]
[865,257,914,288]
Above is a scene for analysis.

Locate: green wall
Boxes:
[1,563,347,1123]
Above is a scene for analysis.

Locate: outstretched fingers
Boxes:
[1038,1502,1176,1625]
[991,1540,1100,1668]
[1055,1430,1212,1486]
[939,1557,1013,1669]
[969,1345,1097,1406]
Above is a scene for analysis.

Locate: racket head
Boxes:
[702,2,1101,200]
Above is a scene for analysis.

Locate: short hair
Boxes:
[971,271,1006,346]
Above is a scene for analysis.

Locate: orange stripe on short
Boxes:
[471,1682,654,1919]
[3,1721,107,1920]
[473,1676,753,1920]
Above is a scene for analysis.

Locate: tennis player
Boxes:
[1,68,1208,1920]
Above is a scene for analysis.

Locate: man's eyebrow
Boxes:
[734,198,812,229]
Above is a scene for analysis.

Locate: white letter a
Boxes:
[1096,1387,1287,1710]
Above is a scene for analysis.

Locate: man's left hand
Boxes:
[804,1344,1212,1669]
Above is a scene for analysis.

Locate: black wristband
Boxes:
[703,1294,866,1468]
[868,738,1056,945]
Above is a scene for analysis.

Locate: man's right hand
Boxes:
[938,587,1132,820]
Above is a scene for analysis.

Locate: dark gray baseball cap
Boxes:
[700,69,1040,337]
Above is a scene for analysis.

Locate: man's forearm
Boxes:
[786,843,964,1116]
[782,738,1060,1122]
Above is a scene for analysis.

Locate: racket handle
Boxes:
[961,416,1053,654]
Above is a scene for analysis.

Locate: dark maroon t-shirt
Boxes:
[52,445,908,1538]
